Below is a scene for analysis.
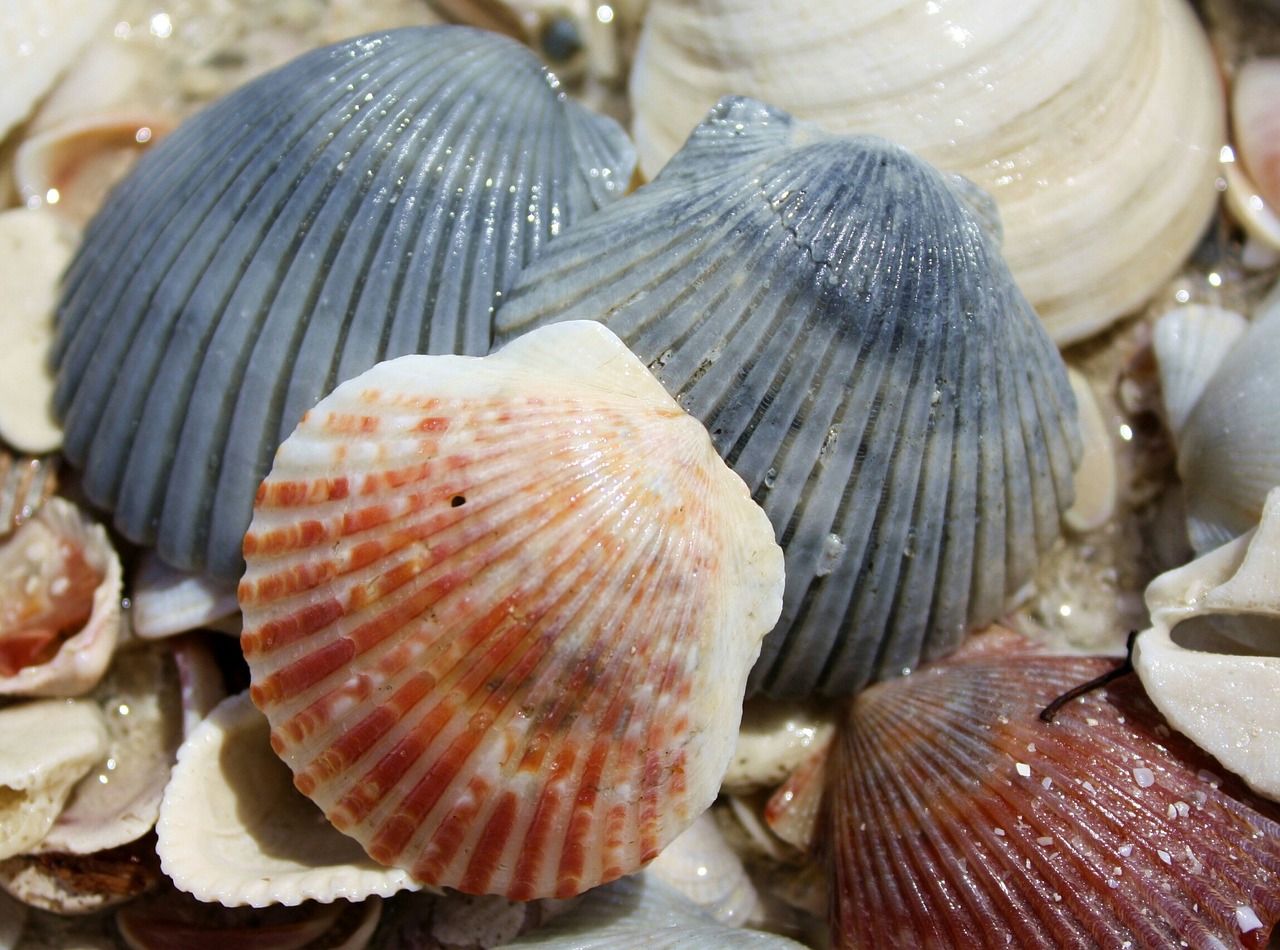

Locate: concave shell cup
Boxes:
[52,25,635,581]
[495,97,1081,699]
[238,321,784,900]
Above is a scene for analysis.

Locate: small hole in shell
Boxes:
[451,495,467,508]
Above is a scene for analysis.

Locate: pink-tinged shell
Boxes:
[239,320,785,900]
[812,627,1280,950]
[1235,58,1280,213]
[0,496,123,697]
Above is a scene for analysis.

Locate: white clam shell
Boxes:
[239,320,784,899]
[1176,289,1280,552]
[1134,485,1280,801]
[0,698,109,860]
[629,0,1225,344]
[0,208,74,455]
[0,497,123,698]
[157,691,422,908]
[130,552,240,641]
[646,811,758,927]
[1152,304,1250,440]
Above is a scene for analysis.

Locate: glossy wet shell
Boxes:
[239,321,784,899]
[53,25,635,581]
[816,628,1280,949]
[495,97,1081,699]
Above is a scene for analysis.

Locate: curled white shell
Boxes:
[722,700,837,794]
[1152,304,1250,440]
[157,691,420,908]
[0,207,74,455]
[646,810,758,927]
[239,320,784,899]
[503,873,810,948]
[130,552,240,641]
[496,97,1080,698]
[1172,288,1280,552]
[628,0,1225,344]
[0,497,123,698]
[1133,485,1280,801]
[0,699,109,860]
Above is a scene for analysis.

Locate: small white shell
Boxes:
[722,700,837,794]
[0,208,74,455]
[646,811,758,927]
[239,320,784,899]
[0,497,123,698]
[1134,485,1280,801]
[1152,304,1250,440]
[156,691,422,908]
[1233,57,1280,213]
[1062,368,1118,534]
[0,699,109,860]
[130,552,240,640]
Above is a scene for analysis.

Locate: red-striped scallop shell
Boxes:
[774,627,1280,949]
[239,321,785,900]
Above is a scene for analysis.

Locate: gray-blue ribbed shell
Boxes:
[53,26,635,581]
[494,97,1080,699]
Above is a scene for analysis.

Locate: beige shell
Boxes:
[629,0,1225,344]
[157,691,420,907]
[1134,485,1280,802]
[0,698,109,860]
[0,496,123,698]
[0,449,58,538]
[239,321,784,899]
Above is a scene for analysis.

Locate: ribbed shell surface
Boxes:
[238,321,784,899]
[494,97,1080,699]
[819,629,1280,949]
[52,26,635,581]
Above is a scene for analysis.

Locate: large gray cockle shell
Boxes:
[495,97,1081,698]
[53,25,635,581]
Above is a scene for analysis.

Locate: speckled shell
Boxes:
[495,97,1081,699]
[53,25,635,582]
[238,321,784,899]
[808,627,1280,949]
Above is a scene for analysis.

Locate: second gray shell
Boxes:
[495,97,1080,698]
[53,25,635,581]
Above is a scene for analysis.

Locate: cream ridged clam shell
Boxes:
[628,0,1225,344]
[53,25,635,582]
[496,97,1079,699]
[239,321,784,899]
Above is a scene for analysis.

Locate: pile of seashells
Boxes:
[3,0,1280,946]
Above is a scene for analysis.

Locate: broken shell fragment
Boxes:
[0,699,109,861]
[0,838,162,915]
[1133,485,1280,801]
[0,497,123,698]
[1062,367,1118,534]
[157,692,420,908]
[239,320,785,899]
[811,627,1280,949]
[0,449,58,538]
[496,97,1080,699]
[53,24,636,581]
[130,552,240,641]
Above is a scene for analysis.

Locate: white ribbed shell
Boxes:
[239,321,784,899]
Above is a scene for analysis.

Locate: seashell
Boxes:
[495,97,1081,699]
[1062,367,1117,534]
[52,24,636,582]
[1133,485,1280,802]
[116,888,382,950]
[1173,286,1280,552]
[0,837,162,916]
[37,642,186,856]
[0,497,124,698]
[0,207,75,455]
[170,633,230,739]
[238,320,784,899]
[1152,304,1250,440]
[722,700,837,794]
[130,551,240,641]
[628,0,1225,345]
[0,449,58,538]
[646,810,758,927]
[14,112,172,229]
[0,0,119,143]
[1234,58,1280,214]
[1221,148,1280,254]
[158,691,420,907]
[810,626,1280,949]
[0,698,109,861]
[503,873,810,948]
